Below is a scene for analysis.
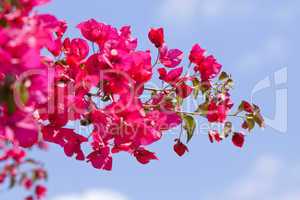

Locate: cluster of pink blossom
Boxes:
[36,20,264,170]
[0,0,265,199]
[0,0,63,199]
[0,140,47,200]
[0,0,66,148]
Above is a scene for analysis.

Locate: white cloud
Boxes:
[51,189,128,200]
[205,155,300,200]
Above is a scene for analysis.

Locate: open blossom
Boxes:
[63,132,87,161]
[77,19,118,47]
[158,67,183,84]
[189,44,222,81]
[134,148,158,164]
[63,38,89,65]
[77,19,102,42]
[189,44,206,64]
[159,45,183,68]
[0,14,60,75]
[207,93,233,123]
[195,55,222,81]
[207,101,228,123]
[87,147,112,171]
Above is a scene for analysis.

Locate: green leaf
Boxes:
[24,158,39,165]
[55,59,67,66]
[7,93,16,115]
[0,19,7,27]
[101,95,110,102]
[19,84,29,104]
[245,116,255,131]
[151,90,157,97]
[9,175,16,189]
[219,71,229,81]
[195,101,209,115]
[238,101,244,112]
[7,0,20,7]
[19,173,27,185]
[44,171,49,181]
[32,171,38,182]
[254,113,265,128]
[192,78,200,99]
[224,78,234,90]
[223,121,232,138]
[11,82,29,110]
[253,104,265,128]
[176,95,183,106]
[80,63,86,69]
[199,82,210,94]
[182,114,196,143]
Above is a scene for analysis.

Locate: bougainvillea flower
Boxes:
[0,148,26,163]
[56,20,67,38]
[63,131,87,161]
[23,178,33,190]
[1,110,39,148]
[195,55,222,81]
[87,147,112,171]
[134,147,158,164]
[25,196,34,200]
[232,132,245,148]
[77,19,118,47]
[63,38,89,64]
[148,28,164,48]
[128,51,153,84]
[240,101,254,113]
[77,19,104,42]
[13,120,39,148]
[41,126,67,147]
[158,67,183,84]
[35,185,47,199]
[173,139,189,156]
[176,82,193,99]
[163,112,182,129]
[207,101,228,123]
[159,45,183,68]
[208,131,222,143]
[189,44,206,64]
[47,38,62,57]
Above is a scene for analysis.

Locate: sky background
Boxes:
[2,0,299,199]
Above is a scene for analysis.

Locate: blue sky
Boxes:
[2,0,299,199]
